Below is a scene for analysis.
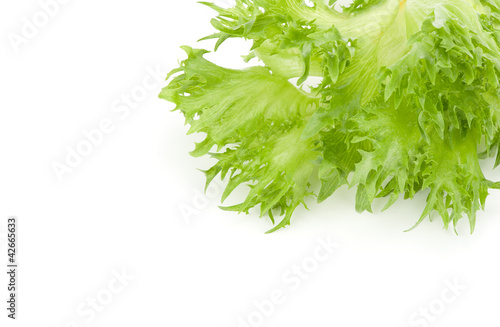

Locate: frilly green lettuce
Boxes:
[160,0,500,233]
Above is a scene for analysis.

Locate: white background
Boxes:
[1,0,500,326]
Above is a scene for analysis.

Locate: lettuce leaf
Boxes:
[161,0,500,233]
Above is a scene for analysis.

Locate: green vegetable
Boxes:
[160,0,500,233]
